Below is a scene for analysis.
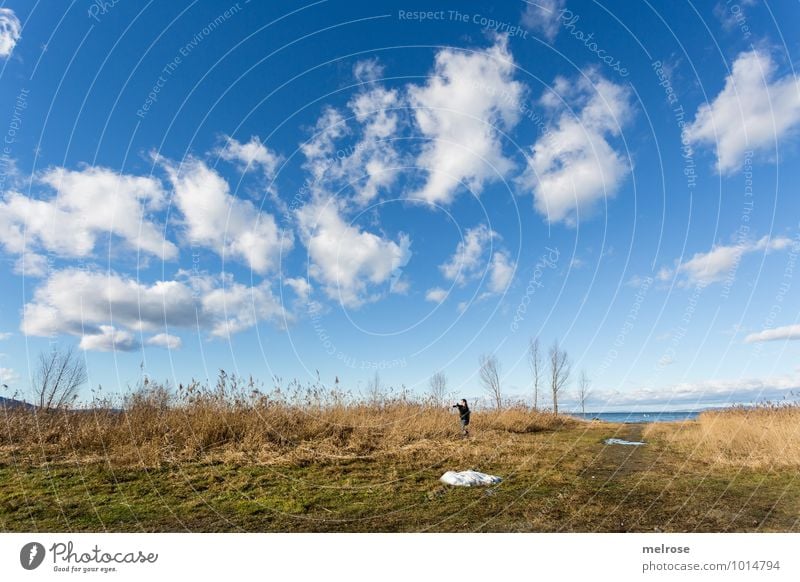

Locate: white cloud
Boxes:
[301,107,349,183]
[713,0,757,33]
[438,225,514,301]
[296,199,411,308]
[146,333,182,349]
[389,275,410,295]
[22,269,198,337]
[20,268,288,347]
[300,87,402,207]
[217,135,281,177]
[677,245,740,285]
[745,324,800,344]
[351,86,400,140]
[13,252,49,278]
[674,235,790,286]
[80,325,138,352]
[440,224,499,284]
[521,0,565,42]
[425,287,448,303]
[408,37,523,204]
[569,257,585,269]
[759,234,793,251]
[199,276,287,337]
[343,86,402,205]
[163,158,291,274]
[524,70,633,224]
[353,58,384,83]
[284,277,312,303]
[591,371,800,409]
[686,50,800,174]
[0,166,177,261]
[656,266,673,282]
[625,274,651,288]
[0,367,19,385]
[0,332,11,341]
[488,251,515,293]
[0,8,21,58]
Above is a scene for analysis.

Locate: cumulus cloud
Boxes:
[284,277,312,303]
[353,58,384,83]
[438,225,515,300]
[408,37,523,204]
[13,252,49,278]
[521,0,565,42]
[300,107,349,183]
[665,235,791,286]
[80,325,139,352]
[351,86,400,139]
[299,86,402,207]
[425,287,448,303]
[163,158,291,274]
[296,199,411,308]
[523,70,633,224]
[22,269,198,338]
[686,50,800,174]
[20,268,288,348]
[198,275,288,337]
[745,324,800,344]
[342,86,403,205]
[488,250,515,293]
[146,333,182,349]
[0,166,177,263]
[0,8,21,58]
[440,224,499,285]
[217,135,281,177]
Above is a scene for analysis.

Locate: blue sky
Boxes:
[1,0,799,411]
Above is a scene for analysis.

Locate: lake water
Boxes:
[570,411,701,423]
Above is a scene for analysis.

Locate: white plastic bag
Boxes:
[440,470,502,486]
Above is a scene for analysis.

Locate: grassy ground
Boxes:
[3,420,799,532]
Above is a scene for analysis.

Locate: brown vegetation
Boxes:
[1,372,575,467]
[3,384,800,532]
[643,402,800,469]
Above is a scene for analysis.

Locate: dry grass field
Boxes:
[1,376,799,532]
[643,403,800,469]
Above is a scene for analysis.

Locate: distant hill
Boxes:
[0,396,36,411]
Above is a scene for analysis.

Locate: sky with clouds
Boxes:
[0,0,799,410]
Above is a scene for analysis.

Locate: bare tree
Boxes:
[577,369,591,415]
[549,340,570,416]
[428,371,448,406]
[33,346,87,411]
[365,371,383,405]
[479,354,502,410]
[528,337,542,410]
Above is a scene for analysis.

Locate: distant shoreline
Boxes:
[568,411,701,423]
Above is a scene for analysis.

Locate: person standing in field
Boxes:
[453,399,470,437]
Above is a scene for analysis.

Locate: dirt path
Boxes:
[579,423,650,480]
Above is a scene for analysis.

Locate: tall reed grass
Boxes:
[643,402,800,469]
[0,372,573,466]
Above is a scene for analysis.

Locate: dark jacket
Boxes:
[454,404,470,424]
